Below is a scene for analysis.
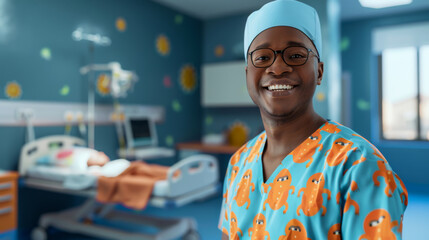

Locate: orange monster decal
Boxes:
[233,169,255,209]
[325,138,357,167]
[297,173,331,216]
[229,211,243,240]
[321,122,342,134]
[279,219,311,240]
[373,161,397,197]
[395,173,408,206]
[248,213,270,240]
[244,133,266,166]
[292,131,323,168]
[359,209,398,240]
[262,169,295,213]
[327,223,341,240]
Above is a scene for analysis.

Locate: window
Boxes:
[380,45,429,141]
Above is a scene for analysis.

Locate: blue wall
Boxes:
[0,0,203,233]
[341,9,429,186]
[0,0,203,168]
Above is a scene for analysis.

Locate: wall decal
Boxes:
[227,121,249,147]
[156,34,170,56]
[60,85,70,96]
[341,37,350,51]
[96,74,111,96]
[180,64,196,93]
[172,99,182,112]
[116,17,127,32]
[163,75,172,88]
[175,14,183,25]
[165,135,174,147]
[205,116,213,126]
[40,47,51,60]
[215,45,224,57]
[5,81,21,99]
[357,99,370,111]
[316,92,326,102]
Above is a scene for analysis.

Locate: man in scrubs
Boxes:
[219,0,407,239]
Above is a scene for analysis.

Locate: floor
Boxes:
[19,188,429,240]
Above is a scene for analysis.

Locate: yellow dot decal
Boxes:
[156,34,170,56]
[97,74,111,96]
[116,17,127,32]
[316,92,325,102]
[215,45,225,57]
[180,64,197,93]
[227,122,249,147]
[5,81,22,99]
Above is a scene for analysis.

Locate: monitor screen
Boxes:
[130,118,153,147]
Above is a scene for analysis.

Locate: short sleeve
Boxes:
[218,162,232,236]
[340,149,407,239]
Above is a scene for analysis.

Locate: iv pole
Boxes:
[72,28,111,149]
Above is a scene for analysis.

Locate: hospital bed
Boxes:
[19,135,220,240]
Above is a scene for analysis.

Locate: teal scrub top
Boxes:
[219,121,407,240]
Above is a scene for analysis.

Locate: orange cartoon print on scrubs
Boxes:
[321,122,342,134]
[395,173,408,206]
[279,219,311,240]
[359,209,398,240]
[324,138,357,167]
[248,213,270,240]
[233,169,255,209]
[327,223,341,240]
[244,133,265,166]
[229,211,243,240]
[262,168,295,213]
[231,145,249,165]
[230,166,240,184]
[373,161,397,197]
[292,130,323,168]
[344,181,360,215]
[297,172,331,216]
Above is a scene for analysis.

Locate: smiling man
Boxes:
[219,0,407,239]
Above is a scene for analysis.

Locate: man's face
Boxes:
[246,26,323,121]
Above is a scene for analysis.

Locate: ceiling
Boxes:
[151,0,429,21]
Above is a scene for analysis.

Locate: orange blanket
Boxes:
[96,161,169,210]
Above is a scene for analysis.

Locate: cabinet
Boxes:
[0,172,18,236]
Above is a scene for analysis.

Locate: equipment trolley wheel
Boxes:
[31,227,48,240]
[183,230,201,240]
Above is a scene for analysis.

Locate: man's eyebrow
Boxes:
[251,41,308,51]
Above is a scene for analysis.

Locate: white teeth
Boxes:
[267,85,294,91]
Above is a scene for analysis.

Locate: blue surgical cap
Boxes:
[244,0,322,62]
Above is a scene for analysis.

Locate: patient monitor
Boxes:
[118,116,174,159]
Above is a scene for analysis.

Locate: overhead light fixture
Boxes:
[359,0,412,9]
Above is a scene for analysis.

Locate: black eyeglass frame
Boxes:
[247,46,320,68]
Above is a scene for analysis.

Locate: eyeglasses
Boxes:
[248,46,320,68]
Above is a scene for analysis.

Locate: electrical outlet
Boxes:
[15,108,34,121]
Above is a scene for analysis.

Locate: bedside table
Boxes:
[0,171,18,239]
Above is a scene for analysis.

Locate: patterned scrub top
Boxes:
[219,121,408,240]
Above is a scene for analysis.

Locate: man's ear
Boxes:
[317,61,324,85]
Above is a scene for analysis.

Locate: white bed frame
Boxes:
[20,135,220,240]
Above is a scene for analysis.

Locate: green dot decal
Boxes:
[40,47,51,60]
[60,85,70,96]
[165,135,174,146]
[357,99,370,111]
[205,116,213,126]
[172,100,182,112]
[175,15,183,24]
[341,37,350,51]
